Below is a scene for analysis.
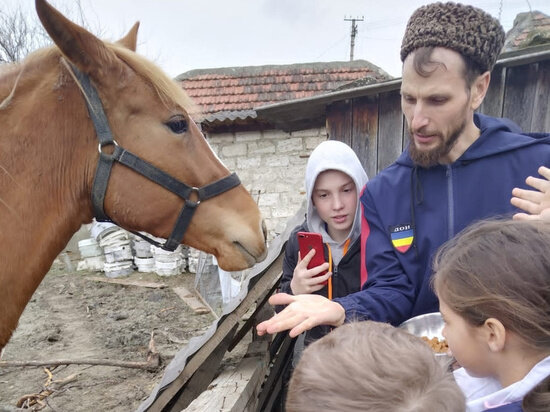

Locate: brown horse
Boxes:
[0,0,267,351]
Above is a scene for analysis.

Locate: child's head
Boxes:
[286,320,465,412]
[311,169,357,239]
[433,219,550,377]
[305,141,368,242]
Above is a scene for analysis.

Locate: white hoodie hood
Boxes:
[305,140,368,264]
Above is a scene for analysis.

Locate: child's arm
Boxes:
[256,293,345,338]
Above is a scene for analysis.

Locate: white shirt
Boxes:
[454,355,550,411]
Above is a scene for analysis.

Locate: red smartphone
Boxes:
[297,232,328,283]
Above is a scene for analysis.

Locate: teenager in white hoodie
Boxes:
[278,140,368,345]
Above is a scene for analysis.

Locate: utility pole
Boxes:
[344,16,364,61]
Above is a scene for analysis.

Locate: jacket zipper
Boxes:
[446,165,454,238]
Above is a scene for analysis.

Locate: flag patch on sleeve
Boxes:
[390,224,414,253]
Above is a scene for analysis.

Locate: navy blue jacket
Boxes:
[483,401,523,411]
[334,113,550,325]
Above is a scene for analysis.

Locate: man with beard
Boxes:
[257,2,550,338]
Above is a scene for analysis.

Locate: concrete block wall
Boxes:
[206,127,328,242]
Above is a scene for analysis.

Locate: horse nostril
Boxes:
[261,219,267,242]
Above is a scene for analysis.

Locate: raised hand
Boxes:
[511,166,550,221]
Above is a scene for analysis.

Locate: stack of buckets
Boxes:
[77,237,105,271]
[77,220,188,277]
[151,237,187,276]
[98,227,134,278]
[133,235,155,272]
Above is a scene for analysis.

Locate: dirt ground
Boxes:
[0,252,219,411]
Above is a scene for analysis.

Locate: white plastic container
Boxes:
[134,256,155,272]
[133,238,153,258]
[103,261,134,278]
[78,238,103,258]
[103,244,133,263]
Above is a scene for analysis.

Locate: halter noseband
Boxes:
[71,65,241,251]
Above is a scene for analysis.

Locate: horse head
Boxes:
[34,0,267,271]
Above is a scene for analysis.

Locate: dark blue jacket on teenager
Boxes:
[334,113,550,326]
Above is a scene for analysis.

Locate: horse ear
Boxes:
[35,0,118,76]
[116,22,140,52]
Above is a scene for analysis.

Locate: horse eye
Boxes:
[166,117,188,134]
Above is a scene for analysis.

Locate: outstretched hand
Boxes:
[511,166,550,221]
[256,293,346,338]
[290,249,331,295]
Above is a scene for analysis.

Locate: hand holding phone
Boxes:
[297,232,328,285]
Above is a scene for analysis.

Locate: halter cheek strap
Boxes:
[71,65,241,251]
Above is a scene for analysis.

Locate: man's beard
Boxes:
[408,120,466,168]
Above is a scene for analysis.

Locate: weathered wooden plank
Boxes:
[502,63,538,131]
[172,286,210,315]
[146,252,284,412]
[168,325,238,411]
[480,65,506,118]
[183,341,270,412]
[530,60,550,132]
[256,333,295,412]
[87,276,167,289]
[377,90,404,174]
[326,100,353,145]
[351,96,379,179]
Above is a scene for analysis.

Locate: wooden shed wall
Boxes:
[326,58,550,179]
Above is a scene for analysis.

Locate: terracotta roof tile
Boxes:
[504,10,550,52]
[176,61,390,122]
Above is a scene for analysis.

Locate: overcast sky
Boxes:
[3,0,550,78]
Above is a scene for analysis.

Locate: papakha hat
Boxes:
[400,2,505,72]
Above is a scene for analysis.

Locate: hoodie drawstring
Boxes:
[326,239,350,300]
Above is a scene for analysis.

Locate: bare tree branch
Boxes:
[0,5,49,63]
[0,2,104,64]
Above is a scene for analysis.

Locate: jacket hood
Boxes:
[395,113,550,168]
[305,140,369,246]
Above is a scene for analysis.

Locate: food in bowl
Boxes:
[399,312,453,365]
[421,336,449,354]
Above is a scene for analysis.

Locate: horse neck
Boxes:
[0,59,95,348]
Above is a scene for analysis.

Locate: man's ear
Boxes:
[484,317,506,352]
[470,71,491,111]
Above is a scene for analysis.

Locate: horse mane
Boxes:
[0,43,200,117]
[0,48,58,111]
[110,43,199,116]
[0,62,24,110]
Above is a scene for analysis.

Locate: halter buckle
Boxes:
[98,140,119,154]
[186,187,201,207]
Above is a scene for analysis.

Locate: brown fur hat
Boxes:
[400,2,505,72]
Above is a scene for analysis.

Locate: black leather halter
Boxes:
[70,65,241,251]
